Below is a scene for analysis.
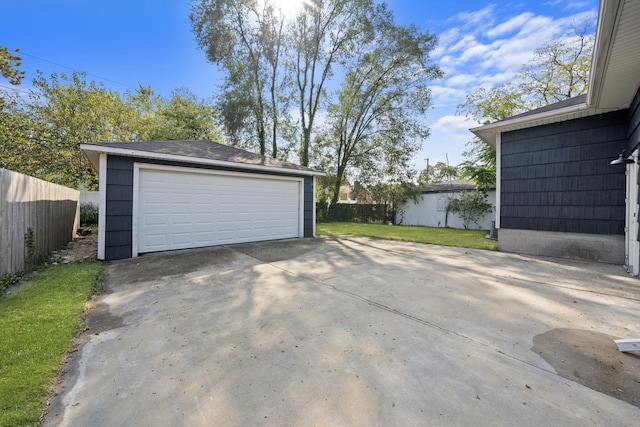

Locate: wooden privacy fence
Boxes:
[0,168,80,276]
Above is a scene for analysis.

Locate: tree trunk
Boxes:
[330,164,346,207]
[300,127,311,166]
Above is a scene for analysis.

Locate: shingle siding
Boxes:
[104,156,134,260]
[303,177,314,237]
[500,110,627,235]
[103,155,315,260]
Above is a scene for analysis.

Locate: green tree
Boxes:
[367,181,421,224]
[155,87,222,141]
[448,190,493,229]
[126,84,164,140]
[322,12,441,207]
[519,28,592,104]
[1,72,134,188]
[458,26,594,189]
[0,46,24,85]
[292,0,376,166]
[0,90,37,173]
[417,161,459,186]
[1,71,222,189]
[190,0,289,158]
[459,140,496,191]
[26,71,134,188]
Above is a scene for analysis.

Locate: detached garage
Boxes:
[81,140,324,261]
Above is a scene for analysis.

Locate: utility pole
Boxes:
[424,158,429,183]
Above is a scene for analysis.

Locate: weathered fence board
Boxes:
[0,168,80,276]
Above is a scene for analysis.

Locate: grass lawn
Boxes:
[317,222,498,251]
[0,263,104,427]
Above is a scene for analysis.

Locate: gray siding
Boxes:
[303,176,314,237]
[104,156,134,260]
[500,110,627,235]
[103,155,316,260]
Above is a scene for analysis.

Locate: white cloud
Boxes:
[545,0,593,11]
[448,35,480,54]
[432,115,480,132]
[478,71,517,87]
[449,5,497,30]
[445,74,478,87]
[485,12,536,38]
[435,5,597,90]
[430,85,467,106]
[415,2,597,167]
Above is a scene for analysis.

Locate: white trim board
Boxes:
[97,153,107,260]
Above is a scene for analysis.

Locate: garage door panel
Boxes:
[144,213,168,226]
[144,234,168,249]
[171,213,192,225]
[137,168,301,254]
[195,213,215,224]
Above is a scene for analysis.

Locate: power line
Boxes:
[19,51,139,91]
[0,83,32,96]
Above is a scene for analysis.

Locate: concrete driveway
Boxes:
[44,236,640,426]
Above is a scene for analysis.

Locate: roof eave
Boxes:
[80,144,326,177]
[587,0,624,107]
[469,102,597,147]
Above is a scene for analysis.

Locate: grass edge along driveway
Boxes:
[317,222,498,251]
[0,263,104,427]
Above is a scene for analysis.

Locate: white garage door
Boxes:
[135,165,302,254]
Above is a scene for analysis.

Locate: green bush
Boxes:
[448,190,493,229]
[80,203,98,226]
[317,203,392,223]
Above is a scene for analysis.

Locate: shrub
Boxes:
[80,203,98,226]
[448,190,493,229]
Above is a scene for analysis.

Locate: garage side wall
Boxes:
[104,156,134,260]
[103,155,315,260]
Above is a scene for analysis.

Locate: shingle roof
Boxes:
[495,94,588,123]
[81,140,323,176]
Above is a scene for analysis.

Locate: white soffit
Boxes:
[593,0,640,109]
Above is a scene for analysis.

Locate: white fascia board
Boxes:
[312,176,317,237]
[469,102,593,134]
[79,144,326,177]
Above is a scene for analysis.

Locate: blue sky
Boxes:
[1,0,598,170]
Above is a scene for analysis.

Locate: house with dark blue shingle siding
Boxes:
[471,0,640,274]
